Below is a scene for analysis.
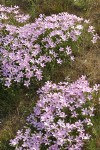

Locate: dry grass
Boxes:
[0,92,38,150]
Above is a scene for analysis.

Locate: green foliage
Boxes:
[0,84,20,119]
[0,134,12,149]
[73,0,89,10]
[0,0,74,19]
[1,0,99,20]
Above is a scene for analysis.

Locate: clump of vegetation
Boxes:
[10,76,99,150]
[0,1,100,150]
[0,5,99,87]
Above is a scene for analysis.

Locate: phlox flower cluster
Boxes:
[10,76,99,150]
[0,9,99,87]
[0,5,30,23]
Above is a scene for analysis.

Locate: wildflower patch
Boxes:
[10,76,99,150]
[0,7,99,87]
